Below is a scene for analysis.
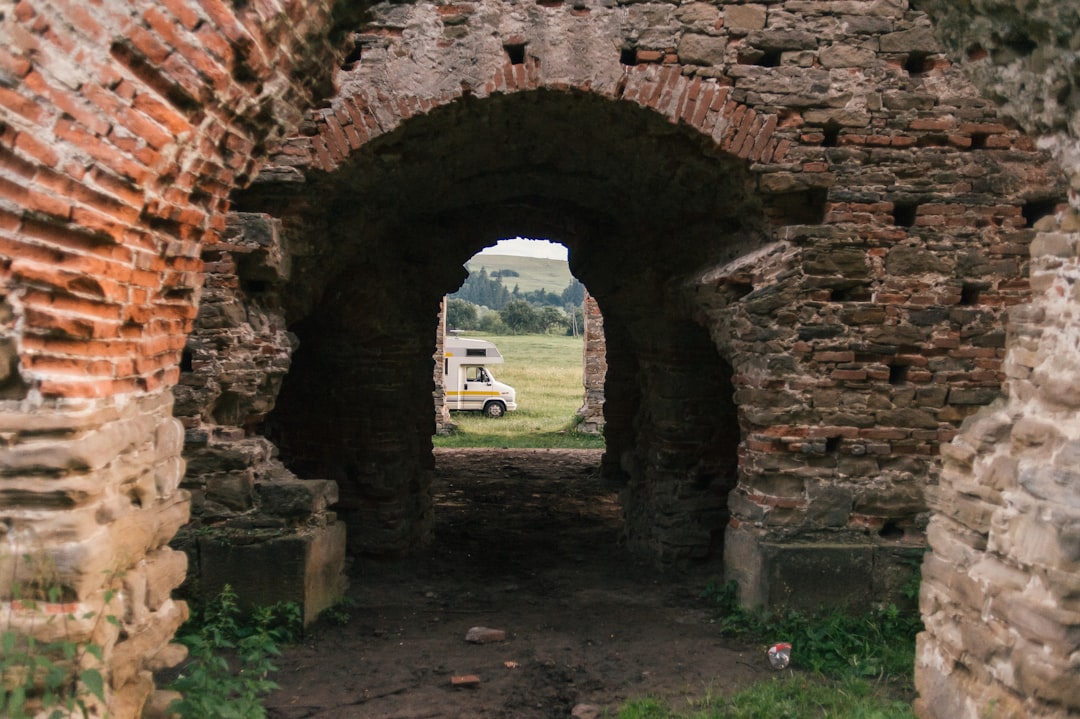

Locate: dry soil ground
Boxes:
[264,448,770,719]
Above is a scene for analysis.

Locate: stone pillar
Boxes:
[916,202,1080,719]
[434,297,453,435]
[171,213,347,625]
[578,291,607,434]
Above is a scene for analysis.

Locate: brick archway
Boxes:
[293,62,784,173]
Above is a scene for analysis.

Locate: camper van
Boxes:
[444,336,518,417]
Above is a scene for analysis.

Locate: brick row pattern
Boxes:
[273,63,782,175]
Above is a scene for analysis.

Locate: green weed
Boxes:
[1,548,113,719]
[620,675,914,719]
[703,580,922,682]
[319,597,356,627]
[168,586,302,719]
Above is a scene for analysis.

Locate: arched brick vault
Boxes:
[230,89,763,559]
[218,0,1064,596]
[0,0,1074,717]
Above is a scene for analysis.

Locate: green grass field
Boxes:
[464,253,573,296]
[433,332,605,449]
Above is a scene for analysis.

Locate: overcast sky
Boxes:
[476,237,568,261]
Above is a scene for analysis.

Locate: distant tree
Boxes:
[450,267,512,310]
[561,278,585,307]
[539,306,566,333]
[479,312,508,334]
[446,298,479,330]
[500,299,542,334]
[523,287,563,307]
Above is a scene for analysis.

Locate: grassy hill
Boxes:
[464,253,574,296]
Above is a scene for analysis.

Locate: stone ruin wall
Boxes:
[259,0,1061,611]
[170,211,345,623]
[0,0,1076,717]
[908,2,1080,718]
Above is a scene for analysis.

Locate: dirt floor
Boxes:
[264,448,771,719]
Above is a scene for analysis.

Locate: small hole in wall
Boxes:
[970,133,988,149]
[905,51,930,75]
[756,49,782,67]
[620,48,637,66]
[822,122,841,147]
[916,134,947,147]
[879,522,905,540]
[888,364,908,385]
[1022,198,1060,228]
[893,202,918,227]
[960,283,982,306]
[180,349,194,373]
[830,285,871,302]
[727,281,753,299]
[340,42,363,71]
[504,43,526,65]
[825,437,841,453]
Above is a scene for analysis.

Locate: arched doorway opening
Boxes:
[220,89,765,563]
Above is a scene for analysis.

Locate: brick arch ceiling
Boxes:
[236,87,771,328]
[292,62,784,175]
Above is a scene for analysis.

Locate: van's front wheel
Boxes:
[483,401,506,418]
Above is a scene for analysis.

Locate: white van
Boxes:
[444,336,518,417]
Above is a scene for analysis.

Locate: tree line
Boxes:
[448,269,586,335]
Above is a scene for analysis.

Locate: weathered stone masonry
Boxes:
[0,0,1076,717]
[0,0,346,715]
[909,3,1080,718]
[242,0,1060,605]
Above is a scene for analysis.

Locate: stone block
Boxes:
[723,4,766,32]
[1012,638,1080,708]
[255,477,339,518]
[745,29,817,51]
[725,524,911,612]
[819,44,876,68]
[677,33,726,66]
[205,471,255,511]
[757,541,876,611]
[879,26,939,53]
[143,548,188,611]
[195,521,347,626]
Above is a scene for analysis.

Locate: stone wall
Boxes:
[578,291,607,434]
[170,211,345,624]
[908,2,1080,717]
[0,0,345,714]
[233,0,1063,605]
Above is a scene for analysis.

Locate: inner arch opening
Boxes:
[440,236,597,440]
